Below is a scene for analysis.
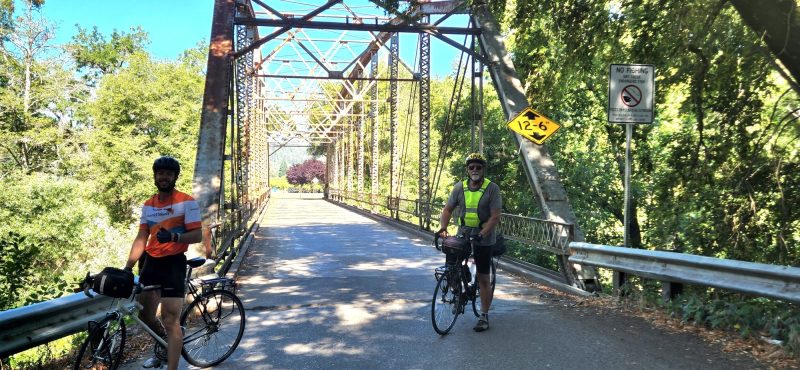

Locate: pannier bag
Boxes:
[492,234,506,256]
[441,236,471,259]
[92,267,134,298]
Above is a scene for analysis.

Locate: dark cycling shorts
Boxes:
[445,243,493,274]
[473,244,492,274]
[140,252,187,298]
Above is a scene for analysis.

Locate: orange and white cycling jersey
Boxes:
[138,190,202,257]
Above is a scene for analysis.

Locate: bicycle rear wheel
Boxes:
[180,289,245,367]
[431,268,461,335]
[472,257,497,317]
[74,314,126,370]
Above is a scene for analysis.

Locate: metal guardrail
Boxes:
[569,242,800,303]
[0,293,134,358]
[0,191,271,359]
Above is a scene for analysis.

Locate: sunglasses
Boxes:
[468,165,483,171]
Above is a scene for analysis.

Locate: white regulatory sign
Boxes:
[608,64,655,124]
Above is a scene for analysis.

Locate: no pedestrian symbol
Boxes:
[608,64,654,123]
[507,107,561,145]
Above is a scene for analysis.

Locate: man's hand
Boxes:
[156,228,173,243]
[436,228,449,238]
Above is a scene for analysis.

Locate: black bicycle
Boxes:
[431,234,497,335]
[74,257,245,369]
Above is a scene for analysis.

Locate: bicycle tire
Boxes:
[472,257,497,317]
[180,289,245,367]
[74,314,126,370]
[431,269,460,335]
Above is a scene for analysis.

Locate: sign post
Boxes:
[608,64,654,278]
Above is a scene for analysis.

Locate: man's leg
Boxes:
[160,297,184,370]
[477,272,492,312]
[138,290,166,337]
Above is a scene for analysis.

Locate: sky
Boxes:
[40,0,216,60]
[32,0,469,77]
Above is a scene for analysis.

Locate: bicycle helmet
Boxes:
[152,155,181,176]
[465,152,486,167]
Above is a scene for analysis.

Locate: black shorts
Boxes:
[444,244,493,274]
[140,252,187,298]
[473,244,492,274]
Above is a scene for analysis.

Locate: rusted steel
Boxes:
[193,0,236,225]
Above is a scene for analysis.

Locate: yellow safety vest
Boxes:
[460,179,491,228]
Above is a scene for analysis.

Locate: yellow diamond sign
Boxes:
[507,107,561,145]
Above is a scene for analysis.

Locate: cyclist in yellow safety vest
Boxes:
[437,152,502,332]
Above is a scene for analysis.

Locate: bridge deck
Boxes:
[137,195,764,369]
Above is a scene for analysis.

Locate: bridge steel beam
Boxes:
[370,52,380,211]
[471,3,600,291]
[194,0,236,227]
[346,103,354,193]
[389,32,400,219]
[234,19,256,224]
[357,78,365,194]
[418,15,432,230]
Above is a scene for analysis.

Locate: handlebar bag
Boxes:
[492,234,506,256]
[442,236,470,259]
[93,267,134,298]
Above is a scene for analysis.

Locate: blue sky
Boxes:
[34,0,468,76]
[40,0,215,60]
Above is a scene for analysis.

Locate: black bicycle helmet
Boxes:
[152,156,181,176]
[465,152,486,167]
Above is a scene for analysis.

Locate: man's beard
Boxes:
[156,179,176,192]
[469,173,483,182]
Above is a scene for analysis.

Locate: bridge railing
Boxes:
[327,189,572,256]
[0,190,271,359]
[328,189,800,303]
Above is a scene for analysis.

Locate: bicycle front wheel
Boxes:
[431,269,460,335]
[180,289,245,367]
[74,315,126,370]
[472,257,497,317]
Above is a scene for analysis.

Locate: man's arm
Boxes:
[438,204,455,237]
[124,229,150,270]
[479,208,501,239]
[178,228,203,244]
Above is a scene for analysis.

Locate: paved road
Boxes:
[127,195,765,369]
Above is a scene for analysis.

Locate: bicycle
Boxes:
[431,234,497,335]
[74,257,246,369]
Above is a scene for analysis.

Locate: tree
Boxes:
[278,160,288,177]
[286,159,326,186]
[0,0,84,177]
[84,51,204,225]
[495,0,800,265]
[67,25,149,83]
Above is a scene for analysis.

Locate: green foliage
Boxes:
[279,161,288,177]
[505,239,559,271]
[0,172,128,308]
[0,232,39,310]
[83,51,204,225]
[68,25,149,79]
[668,292,800,354]
[502,0,800,262]
[270,176,290,190]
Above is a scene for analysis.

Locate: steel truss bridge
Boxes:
[192,0,601,291]
[1,1,800,363]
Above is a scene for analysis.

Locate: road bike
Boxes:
[74,257,245,369]
[431,234,497,335]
